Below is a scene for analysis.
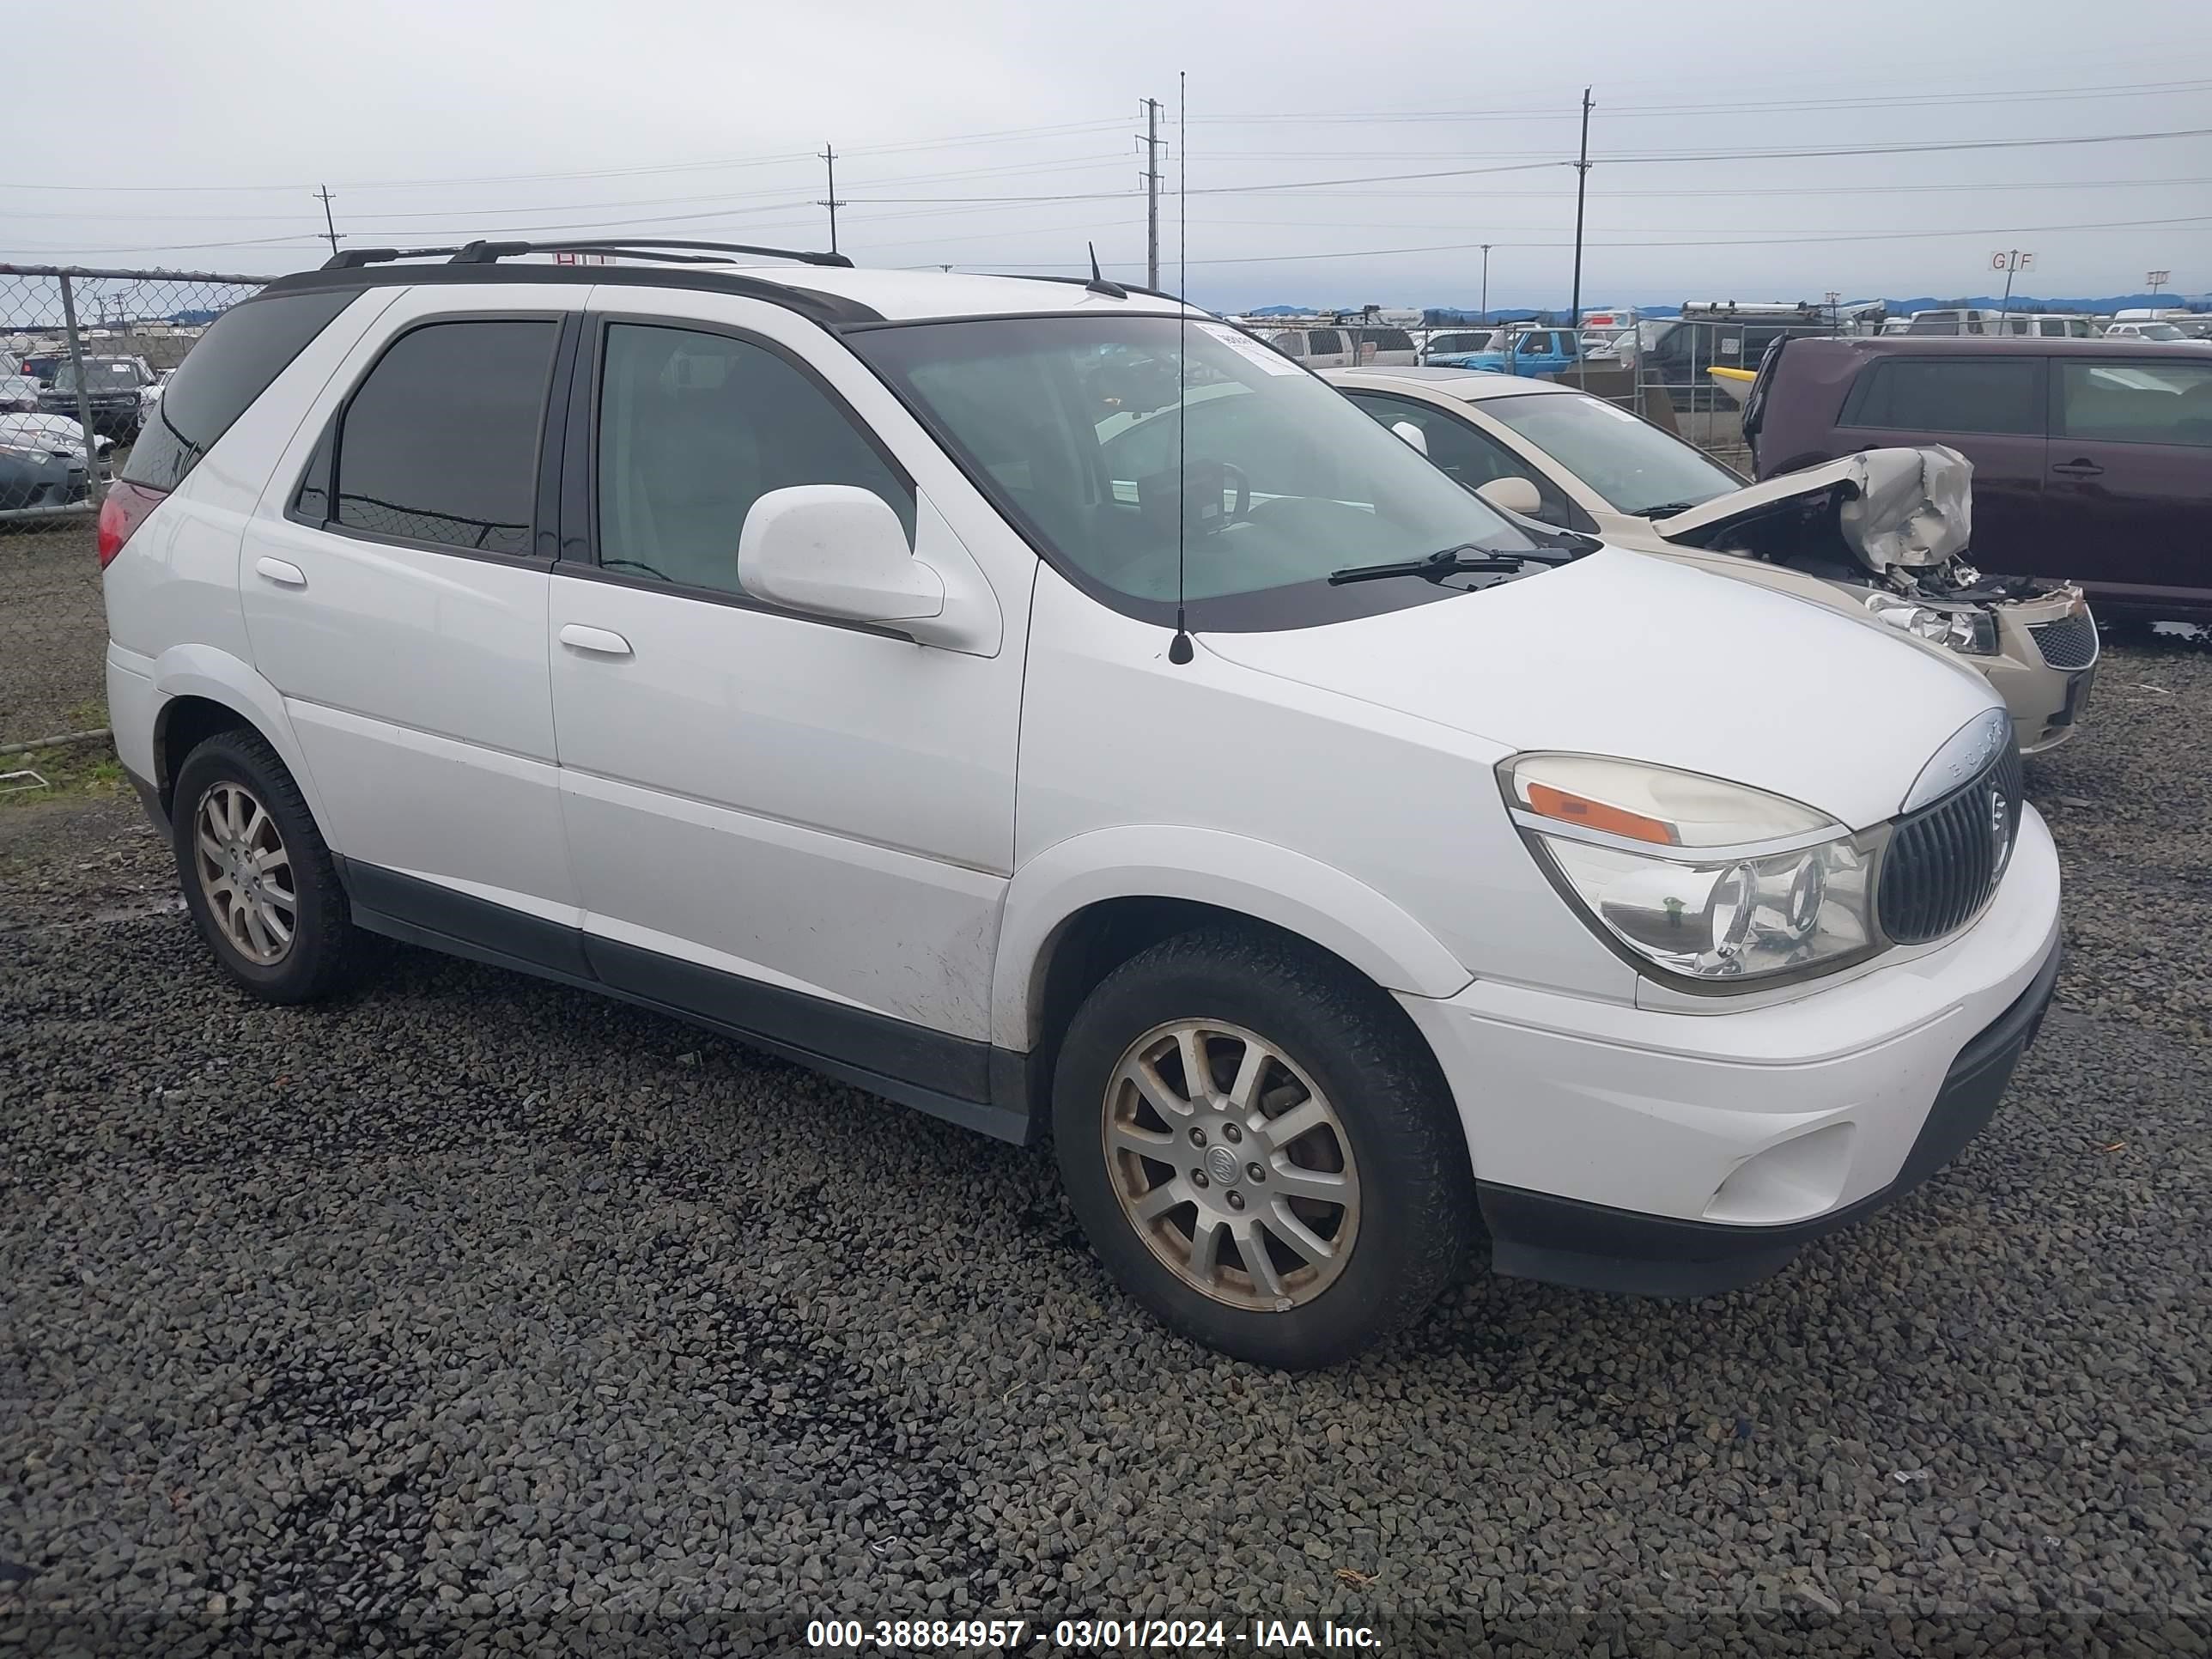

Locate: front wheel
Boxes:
[1052,927,1475,1368]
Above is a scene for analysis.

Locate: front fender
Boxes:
[151,643,328,828]
[992,824,1474,1051]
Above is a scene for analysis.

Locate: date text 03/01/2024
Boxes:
[804,1617,1383,1650]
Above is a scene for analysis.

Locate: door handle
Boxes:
[2051,459,2105,478]
[558,623,633,657]
[254,556,307,587]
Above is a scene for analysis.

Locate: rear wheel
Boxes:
[1052,927,1474,1369]
[171,728,359,1003]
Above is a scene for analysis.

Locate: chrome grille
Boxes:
[1878,746,2025,945]
[2029,612,2099,671]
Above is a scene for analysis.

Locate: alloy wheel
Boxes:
[191,780,297,965]
[1103,1018,1361,1312]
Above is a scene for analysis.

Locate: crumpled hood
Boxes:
[1654,446,1972,574]
[0,412,106,458]
[1201,546,2000,831]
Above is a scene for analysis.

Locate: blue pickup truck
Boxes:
[1427,326,1585,376]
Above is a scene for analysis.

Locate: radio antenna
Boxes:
[1169,69,1194,666]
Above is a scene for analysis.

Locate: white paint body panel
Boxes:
[234,285,574,910]
[546,286,1028,1040]
[1198,548,2000,832]
[1009,565,1638,1008]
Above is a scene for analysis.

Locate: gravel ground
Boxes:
[3,642,2208,1657]
[0,521,106,750]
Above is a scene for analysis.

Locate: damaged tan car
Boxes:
[1328,368,2098,753]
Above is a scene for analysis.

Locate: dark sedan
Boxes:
[1744,335,2212,623]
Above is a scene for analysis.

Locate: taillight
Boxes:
[96,479,167,568]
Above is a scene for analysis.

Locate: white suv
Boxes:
[100,241,2063,1368]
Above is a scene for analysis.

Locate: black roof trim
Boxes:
[978,271,1195,307]
[256,261,884,325]
[447,237,852,269]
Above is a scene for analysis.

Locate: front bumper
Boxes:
[1475,936,2058,1294]
[1984,594,2097,756]
[1398,803,2063,1297]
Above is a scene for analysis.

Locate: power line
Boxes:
[1188,73,2212,124]
[0,115,1128,195]
[1164,213,2212,267]
[817,126,2212,208]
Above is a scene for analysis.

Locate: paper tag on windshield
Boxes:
[1197,322,1302,376]
[1589,400,1642,422]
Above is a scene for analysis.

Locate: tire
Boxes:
[171,727,360,1004]
[1051,926,1475,1369]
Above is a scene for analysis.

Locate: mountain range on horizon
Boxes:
[1248,292,2209,324]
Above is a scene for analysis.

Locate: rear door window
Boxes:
[1307,330,1342,356]
[326,319,557,554]
[2054,361,2212,448]
[1841,358,2045,436]
[122,290,357,491]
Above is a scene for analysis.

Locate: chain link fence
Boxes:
[1,264,270,519]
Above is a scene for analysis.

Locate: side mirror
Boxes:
[738,485,944,624]
[1476,476,1545,517]
[1390,420,1429,457]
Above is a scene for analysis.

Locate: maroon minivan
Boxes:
[1744,336,2212,623]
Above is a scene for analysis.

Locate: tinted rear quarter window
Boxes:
[1841,357,2044,436]
[2055,360,2212,447]
[121,290,357,491]
[330,319,557,554]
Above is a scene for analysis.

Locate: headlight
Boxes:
[1863,591,1998,656]
[1501,754,1882,988]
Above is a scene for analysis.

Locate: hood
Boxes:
[1200,546,1998,831]
[0,413,108,458]
[1653,447,1972,575]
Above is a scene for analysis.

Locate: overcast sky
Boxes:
[9,0,2210,311]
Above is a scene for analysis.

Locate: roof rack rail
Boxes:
[322,246,465,270]
[448,237,853,269]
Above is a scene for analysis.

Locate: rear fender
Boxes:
[150,644,328,828]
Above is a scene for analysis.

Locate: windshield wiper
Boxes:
[1328,544,1556,586]
[1638,500,1709,520]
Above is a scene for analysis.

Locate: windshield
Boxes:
[853,314,1540,629]
[1479,390,1745,516]
[2134,323,2186,341]
[55,358,150,391]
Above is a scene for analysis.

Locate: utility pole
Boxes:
[817,144,846,256]
[315,186,340,258]
[1139,97,1164,290]
[1569,87,1593,327]
[1480,244,1492,319]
